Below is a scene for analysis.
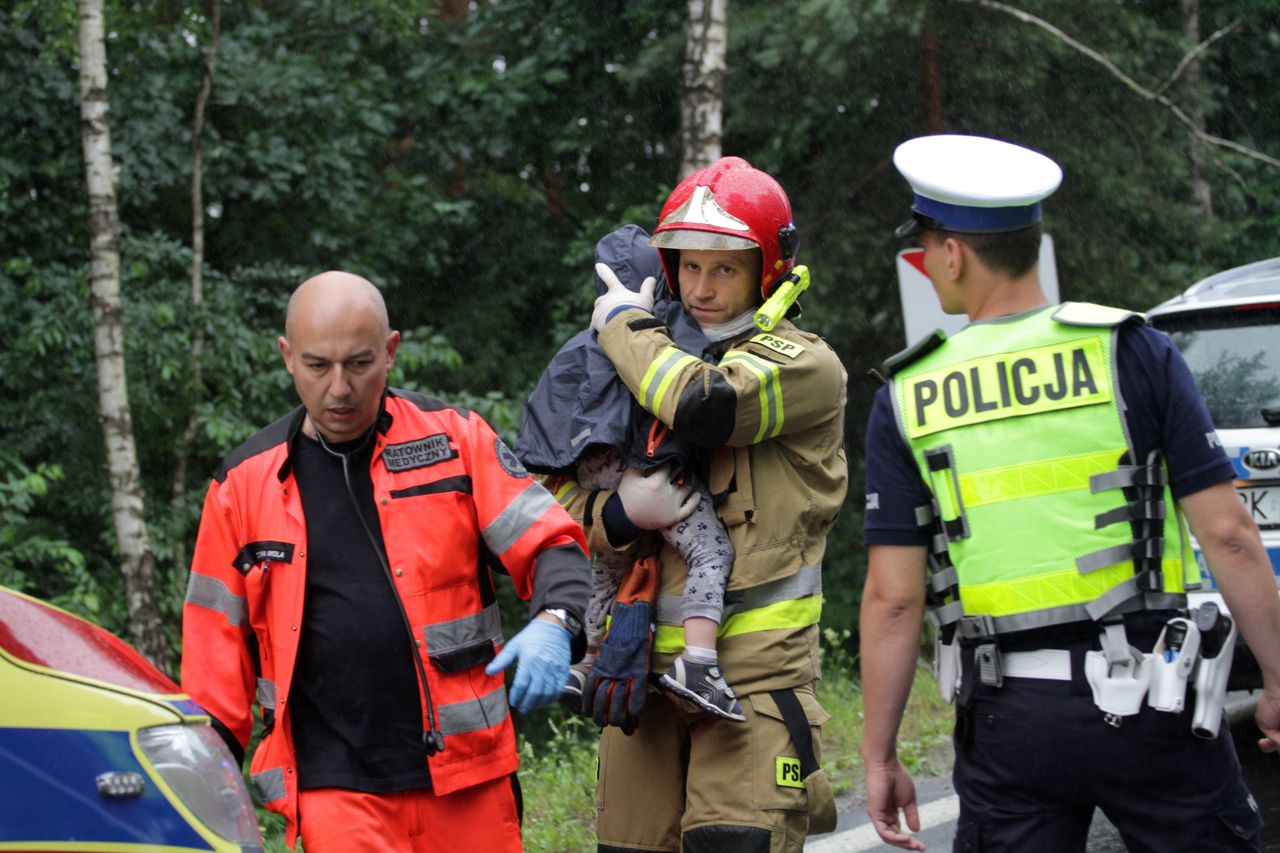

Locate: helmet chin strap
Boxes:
[699,309,758,342]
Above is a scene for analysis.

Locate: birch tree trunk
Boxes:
[679,0,727,179]
[77,0,168,668]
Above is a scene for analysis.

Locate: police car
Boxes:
[1148,256,1280,689]
[0,585,264,852]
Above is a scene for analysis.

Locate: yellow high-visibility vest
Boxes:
[887,303,1198,635]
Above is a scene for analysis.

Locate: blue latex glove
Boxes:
[485,618,571,715]
[583,600,654,734]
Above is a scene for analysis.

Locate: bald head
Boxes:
[278,271,399,442]
[285,270,390,342]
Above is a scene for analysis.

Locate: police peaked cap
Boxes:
[893,134,1063,238]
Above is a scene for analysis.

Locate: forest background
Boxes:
[3,0,1280,706]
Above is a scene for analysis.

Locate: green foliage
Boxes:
[10,4,1276,847]
[818,631,954,796]
[0,454,94,615]
[3,0,1280,669]
[814,629,866,795]
[518,714,601,852]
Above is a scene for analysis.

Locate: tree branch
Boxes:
[1156,17,1241,96]
[952,0,1280,169]
[172,0,221,593]
[1209,148,1255,202]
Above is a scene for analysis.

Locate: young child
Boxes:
[516,225,743,722]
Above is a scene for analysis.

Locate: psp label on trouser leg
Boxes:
[775,756,805,789]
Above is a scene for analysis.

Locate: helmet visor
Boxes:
[649,228,757,252]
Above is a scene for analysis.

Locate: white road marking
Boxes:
[805,794,961,852]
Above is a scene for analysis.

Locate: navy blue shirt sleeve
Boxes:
[1115,322,1236,500]
[863,383,932,547]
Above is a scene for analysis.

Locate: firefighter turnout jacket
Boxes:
[885,303,1197,639]
[181,389,589,844]
[551,308,849,694]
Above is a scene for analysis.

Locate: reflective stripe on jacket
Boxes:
[887,303,1198,637]
[181,389,588,845]
[557,312,848,695]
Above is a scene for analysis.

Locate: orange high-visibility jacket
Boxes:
[181,389,588,845]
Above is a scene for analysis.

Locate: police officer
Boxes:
[859,135,1280,852]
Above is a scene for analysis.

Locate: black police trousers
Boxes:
[952,675,1262,852]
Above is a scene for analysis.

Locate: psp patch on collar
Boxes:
[495,438,530,479]
[776,756,805,789]
[383,433,458,472]
[751,333,806,359]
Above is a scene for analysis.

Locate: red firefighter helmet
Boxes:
[649,156,800,300]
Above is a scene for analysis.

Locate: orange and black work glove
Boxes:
[583,552,660,735]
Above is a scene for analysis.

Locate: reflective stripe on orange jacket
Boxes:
[181,389,588,846]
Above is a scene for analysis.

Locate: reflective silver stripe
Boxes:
[423,603,503,654]
[932,600,965,627]
[483,482,558,556]
[185,573,246,627]
[257,678,276,711]
[251,767,285,803]
[929,566,958,594]
[1076,543,1138,573]
[1089,467,1143,492]
[438,685,510,736]
[1085,577,1145,621]
[641,348,700,414]
[958,604,1090,638]
[954,591,1189,638]
[656,564,823,624]
[721,351,783,442]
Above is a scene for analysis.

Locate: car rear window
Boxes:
[1151,304,1280,429]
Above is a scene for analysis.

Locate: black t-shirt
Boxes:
[289,430,432,793]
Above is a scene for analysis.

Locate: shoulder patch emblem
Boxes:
[495,438,530,479]
[750,333,806,359]
[383,433,458,472]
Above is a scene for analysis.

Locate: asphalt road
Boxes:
[808,693,1280,852]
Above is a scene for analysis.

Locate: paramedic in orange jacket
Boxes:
[180,271,590,852]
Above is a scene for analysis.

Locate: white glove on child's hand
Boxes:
[591,263,655,333]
